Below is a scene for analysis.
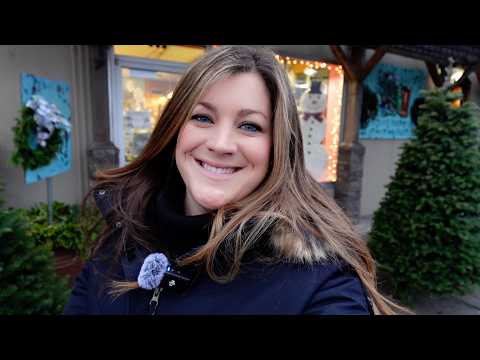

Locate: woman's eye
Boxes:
[240,122,262,133]
[191,114,212,124]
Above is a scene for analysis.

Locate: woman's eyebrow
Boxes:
[197,101,217,113]
[238,109,268,121]
[197,101,268,121]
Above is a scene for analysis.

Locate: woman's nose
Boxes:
[206,125,237,155]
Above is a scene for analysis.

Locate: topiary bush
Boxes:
[368,88,480,304]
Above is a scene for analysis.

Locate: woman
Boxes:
[64,45,404,315]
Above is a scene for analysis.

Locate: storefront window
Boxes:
[276,54,344,183]
[121,69,182,162]
[113,45,206,164]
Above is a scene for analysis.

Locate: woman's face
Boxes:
[175,72,273,215]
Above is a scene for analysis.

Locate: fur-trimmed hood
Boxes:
[270,223,331,264]
[93,187,332,265]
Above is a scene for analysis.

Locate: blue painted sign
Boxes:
[359,63,427,140]
[21,73,72,184]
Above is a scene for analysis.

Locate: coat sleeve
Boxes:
[63,261,93,315]
[303,263,373,315]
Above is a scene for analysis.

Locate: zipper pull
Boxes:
[149,286,163,315]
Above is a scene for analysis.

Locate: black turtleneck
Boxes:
[144,167,275,272]
[146,174,215,260]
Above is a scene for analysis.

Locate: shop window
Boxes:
[121,68,182,163]
[276,54,344,183]
[112,45,206,164]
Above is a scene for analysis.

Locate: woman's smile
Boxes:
[193,156,243,179]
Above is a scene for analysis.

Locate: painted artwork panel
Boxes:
[21,73,72,184]
[359,63,427,140]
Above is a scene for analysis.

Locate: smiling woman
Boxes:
[176,72,272,215]
[64,46,407,315]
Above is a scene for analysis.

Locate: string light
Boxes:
[327,69,344,182]
[272,52,345,182]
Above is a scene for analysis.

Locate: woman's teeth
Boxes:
[201,161,236,174]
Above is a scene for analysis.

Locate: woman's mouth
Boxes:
[194,158,242,176]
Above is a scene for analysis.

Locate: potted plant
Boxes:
[22,201,102,284]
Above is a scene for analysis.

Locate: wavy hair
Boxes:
[89,45,409,314]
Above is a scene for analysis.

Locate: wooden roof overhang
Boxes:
[330,45,480,88]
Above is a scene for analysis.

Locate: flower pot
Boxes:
[54,249,84,286]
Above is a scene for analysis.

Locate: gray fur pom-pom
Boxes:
[137,253,170,290]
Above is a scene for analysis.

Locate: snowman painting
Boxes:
[299,80,328,181]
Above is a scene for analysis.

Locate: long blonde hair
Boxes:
[91,45,408,314]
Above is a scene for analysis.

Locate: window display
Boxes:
[276,55,344,182]
[121,69,181,163]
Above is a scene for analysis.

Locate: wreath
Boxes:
[11,96,70,171]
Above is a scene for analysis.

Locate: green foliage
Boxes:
[11,106,62,171]
[368,88,480,304]
[21,201,103,260]
[0,208,71,314]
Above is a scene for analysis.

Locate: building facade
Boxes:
[2,45,479,221]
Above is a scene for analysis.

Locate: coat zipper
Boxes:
[149,286,164,315]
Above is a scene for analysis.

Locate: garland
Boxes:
[11,96,70,171]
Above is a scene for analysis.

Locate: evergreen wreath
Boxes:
[11,96,70,171]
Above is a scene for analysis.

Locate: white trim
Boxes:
[116,55,189,74]
[108,52,126,165]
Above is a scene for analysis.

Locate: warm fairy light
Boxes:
[326,69,344,182]
[274,52,344,182]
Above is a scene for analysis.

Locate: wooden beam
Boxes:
[426,61,444,87]
[330,45,357,82]
[358,47,387,82]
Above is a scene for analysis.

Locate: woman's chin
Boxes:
[195,192,232,211]
[198,198,228,211]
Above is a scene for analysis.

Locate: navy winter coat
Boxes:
[64,185,373,315]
